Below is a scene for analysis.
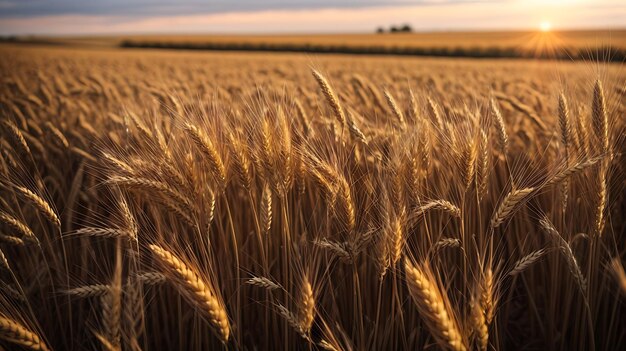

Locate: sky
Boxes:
[0,0,624,35]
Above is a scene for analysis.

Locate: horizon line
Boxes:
[3,26,626,38]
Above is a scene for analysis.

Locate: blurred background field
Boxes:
[3,29,625,60]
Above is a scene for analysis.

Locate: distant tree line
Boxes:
[376,24,413,34]
[119,40,625,62]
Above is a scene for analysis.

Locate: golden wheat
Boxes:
[149,244,230,343]
[405,259,466,351]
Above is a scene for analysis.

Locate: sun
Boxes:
[540,21,552,32]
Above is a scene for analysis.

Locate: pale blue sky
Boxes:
[0,0,624,35]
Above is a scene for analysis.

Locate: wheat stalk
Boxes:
[591,80,608,154]
[471,297,488,351]
[404,259,466,351]
[0,249,10,271]
[384,89,406,129]
[480,268,495,324]
[312,69,345,125]
[388,215,404,267]
[102,152,134,174]
[184,122,227,186]
[149,244,230,342]
[135,272,167,286]
[476,129,489,197]
[126,111,153,139]
[44,121,69,148]
[0,234,25,246]
[417,200,461,218]
[0,211,37,242]
[107,176,192,211]
[72,227,132,239]
[0,315,49,351]
[547,156,602,186]
[260,183,273,235]
[314,238,352,262]
[490,98,508,154]
[594,168,607,236]
[461,138,477,190]
[558,93,571,212]
[276,303,309,338]
[558,93,571,151]
[94,330,120,351]
[1,120,31,156]
[117,195,138,239]
[334,175,356,233]
[346,111,368,145]
[294,97,313,138]
[226,131,252,189]
[246,276,283,291]
[13,185,60,229]
[494,93,546,130]
[431,238,461,254]
[509,249,547,276]
[427,97,443,128]
[539,218,587,292]
[297,276,315,333]
[490,187,535,228]
[66,284,111,298]
[574,106,590,154]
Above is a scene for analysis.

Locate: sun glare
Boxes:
[540,21,552,32]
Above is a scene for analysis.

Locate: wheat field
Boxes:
[21,29,626,50]
[0,43,625,350]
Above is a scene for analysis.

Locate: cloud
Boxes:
[0,0,622,35]
[0,0,491,18]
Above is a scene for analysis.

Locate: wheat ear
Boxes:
[0,315,50,351]
[149,244,230,342]
[0,234,25,246]
[476,129,489,197]
[65,284,111,298]
[0,211,37,242]
[184,122,227,186]
[384,89,406,129]
[471,297,488,351]
[404,259,466,351]
[72,227,132,239]
[490,187,535,228]
[346,111,368,145]
[591,80,608,154]
[260,183,273,235]
[297,276,315,333]
[539,218,587,292]
[1,120,31,156]
[13,185,60,229]
[547,156,602,186]
[312,69,345,125]
[431,238,461,254]
[246,276,283,291]
[509,249,547,276]
[490,98,508,154]
[314,239,351,262]
[427,97,443,128]
[594,170,607,236]
[418,200,461,218]
[44,121,69,148]
[0,249,10,271]
[480,268,495,324]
